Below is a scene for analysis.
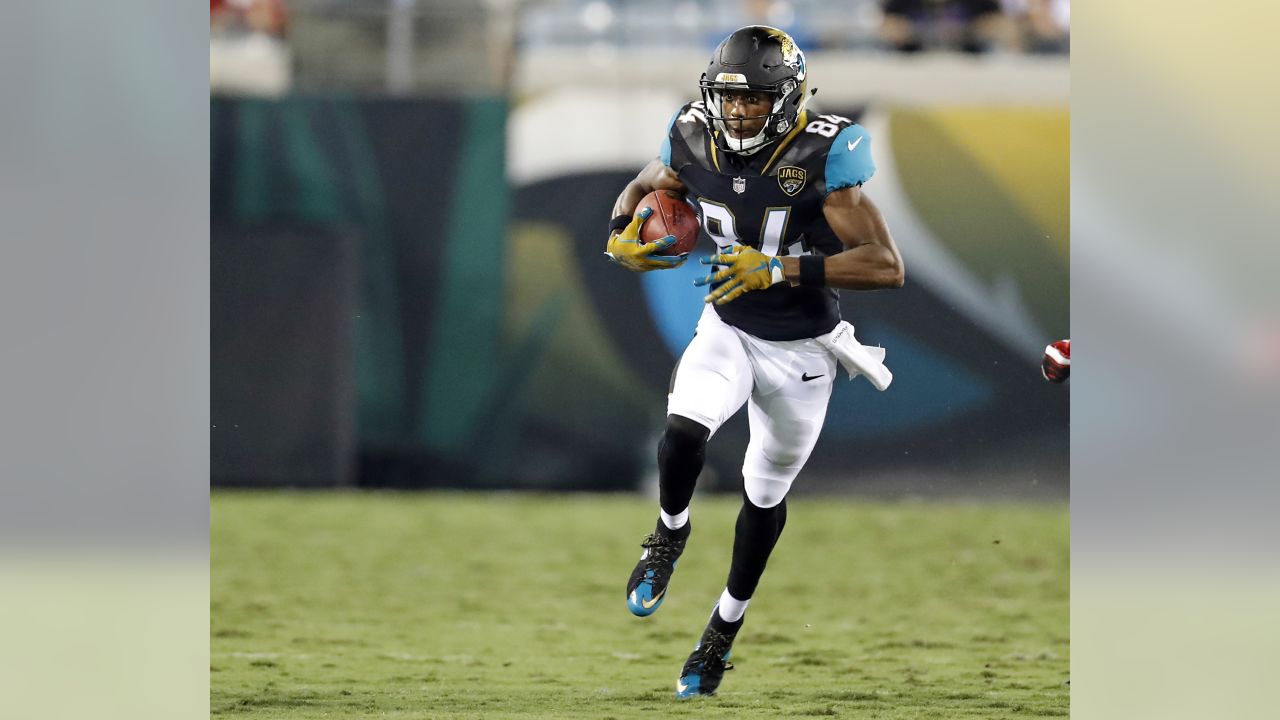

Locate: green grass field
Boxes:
[212,491,1068,718]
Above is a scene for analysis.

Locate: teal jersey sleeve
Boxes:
[825,124,875,194]
[659,108,682,166]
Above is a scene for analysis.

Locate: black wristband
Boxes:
[608,214,632,234]
[798,255,826,288]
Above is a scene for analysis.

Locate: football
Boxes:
[636,190,701,256]
[1042,339,1070,383]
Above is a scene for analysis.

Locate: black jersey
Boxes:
[660,101,876,341]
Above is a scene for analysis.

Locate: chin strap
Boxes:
[731,140,769,156]
[716,129,772,156]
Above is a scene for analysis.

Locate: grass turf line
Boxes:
[212,491,1068,718]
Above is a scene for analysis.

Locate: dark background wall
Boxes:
[212,224,358,486]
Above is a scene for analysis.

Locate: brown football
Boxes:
[635,190,701,256]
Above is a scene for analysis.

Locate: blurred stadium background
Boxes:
[210,0,1069,499]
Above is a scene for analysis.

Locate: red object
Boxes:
[1042,339,1070,383]
[636,190,701,256]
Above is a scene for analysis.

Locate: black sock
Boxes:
[708,607,744,635]
[725,495,787,601]
[654,516,691,542]
[657,414,709,517]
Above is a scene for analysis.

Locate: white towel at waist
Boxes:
[815,320,892,391]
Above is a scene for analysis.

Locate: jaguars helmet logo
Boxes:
[770,28,805,76]
[777,166,806,196]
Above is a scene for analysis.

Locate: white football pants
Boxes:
[667,306,837,508]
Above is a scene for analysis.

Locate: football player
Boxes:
[605,26,905,698]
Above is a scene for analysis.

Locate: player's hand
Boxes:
[604,208,687,272]
[694,245,784,305]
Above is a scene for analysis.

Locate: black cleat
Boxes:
[625,521,689,617]
[676,606,743,697]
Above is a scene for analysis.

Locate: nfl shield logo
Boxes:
[732,177,747,194]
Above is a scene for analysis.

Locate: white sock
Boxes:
[660,508,689,531]
[716,589,749,622]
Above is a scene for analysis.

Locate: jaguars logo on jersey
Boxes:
[776,166,806,196]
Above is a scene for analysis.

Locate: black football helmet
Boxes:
[699,26,811,155]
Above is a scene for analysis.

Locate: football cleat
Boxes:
[676,608,742,698]
[625,523,689,617]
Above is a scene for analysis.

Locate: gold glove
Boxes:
[604,207,687,272]
[694,245,785,305]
